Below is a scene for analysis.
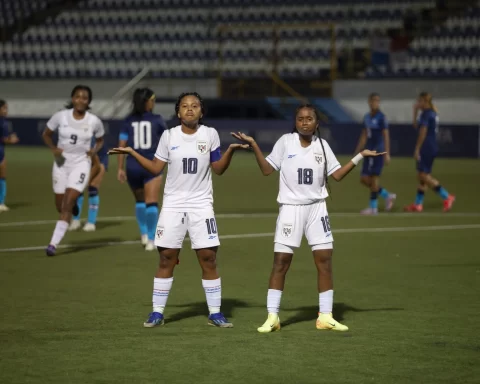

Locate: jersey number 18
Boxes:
[132,121,152,150]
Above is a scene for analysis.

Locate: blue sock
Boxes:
[434,185,449,200]
[0,178,6,204]
[135,201,147,236]
[74,194,84,220]
[378,187,389,199]
[146,203,159,241]
[415,189,425,205]
[369,191,378,209]
[87,187,99,224]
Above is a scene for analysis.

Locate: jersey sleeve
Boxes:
[46,111,61,132]
[154,129,169,162]
[418,111,430,128]
[93,117,105,138]
[119,119,130,141]
[210,128,221,163]
[266,135,286,171]
[322,139,341,176]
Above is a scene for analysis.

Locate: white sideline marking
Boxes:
[1,224,479,253]
[1,212,480,228]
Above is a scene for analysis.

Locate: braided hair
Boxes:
[131,87,155,116]
[175,92,206,125]
[65,85,92,110]
[292,104,331,195]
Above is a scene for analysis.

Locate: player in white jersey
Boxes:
[232,104,384,333]
[109,92,248,328]
[42,85,105,256]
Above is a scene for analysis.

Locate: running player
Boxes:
[42,85,105,256]
[232,104,384,333]
[404,92,455,212]
[116,88,167,251]
[0,99,20,212]
[354,93,396,214]
[69,138,108,232]
[109,92,248,328]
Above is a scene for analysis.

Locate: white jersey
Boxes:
[154,125,221,211]
[266,133,341,205]
[46,109,104,165]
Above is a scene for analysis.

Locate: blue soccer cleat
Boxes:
[45,244,56,257]
[143,312,164,328]
[208,312,233,328]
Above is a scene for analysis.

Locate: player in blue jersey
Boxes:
[69,138,108,231]
[354,93,396,215]
[0,99,20,212]
[404,92,455,212]
[117,88,167,251]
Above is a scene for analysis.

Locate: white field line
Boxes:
[1,212,480,228]
[1,224,479,253]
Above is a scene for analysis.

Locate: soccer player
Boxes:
[42,85,105,256]
[232,104,384,333]
[116,88,167,251]
[109,92,248,328]
[404,92,455,212]
[0,99,20,212]
[69,140,108,231]
[354,93,396,214]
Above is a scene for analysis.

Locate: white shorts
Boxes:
[274,200,333,249]
[154,209,221,250]
[52,160,91,194]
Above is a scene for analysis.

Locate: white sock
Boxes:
[152,277,173,314]
[49,220,69,246]
[202,278,221,314]
[267,289,282,314]
[319,289,334,314]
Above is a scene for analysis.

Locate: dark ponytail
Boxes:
[131,88,155,116]
[65,85,92,110]
[293,104,331,195]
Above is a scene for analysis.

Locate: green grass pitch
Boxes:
[0,147,479,384]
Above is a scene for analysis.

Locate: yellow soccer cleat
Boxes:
[257,313,281,333]
[316,313,349,332]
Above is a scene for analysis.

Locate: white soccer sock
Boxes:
[267,289,283,314]
[319,289,334,314]
[152,277,173,314]
[202,278,221,314]
[49,220,69,246]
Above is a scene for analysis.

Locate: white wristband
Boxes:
[351,153,364,165]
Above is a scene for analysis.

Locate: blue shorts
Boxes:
[417,152,435,174]
[0,149,4,163]
[126,161,162,190]
[361,156,384,176]
[98,153,109,171]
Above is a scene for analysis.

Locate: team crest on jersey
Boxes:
[156,227,164,239]
[197,141,208,155]
[314,153,323,164]
[282,223,293,238]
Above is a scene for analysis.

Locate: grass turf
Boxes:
[0,147,479,384]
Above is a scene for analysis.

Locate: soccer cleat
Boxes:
[45,244,56,257]
[143,312,164,328]
[403,203,423,212]
[208,312,233,328]
[83,223,96,232]
[68,220,81,231]
[385,193,397,212]
[141,234,148,246]
[257,313,281,333]
[443,195,455,212]
[0,204,10,212]
[360,207,378,215]
[145,241,156,251]
[316,312,348,331]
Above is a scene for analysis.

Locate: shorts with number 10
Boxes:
[155,209,220,250]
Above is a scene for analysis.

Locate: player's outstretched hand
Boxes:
[231,132,255,144]
[8,133,19,144]
[361,149,386,157]
[117,169,127,183]
[108,147,133,155]
[229,143,251,151]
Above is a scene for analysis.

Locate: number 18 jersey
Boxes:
[266,133,341,204]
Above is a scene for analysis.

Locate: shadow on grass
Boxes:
[281,302,404,327]
[167,298,251,323]
[57,237,126,256]
[6,201,32,209]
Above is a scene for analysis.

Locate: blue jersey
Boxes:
[0,117,9,148]
[363,111,388,152]
[417,109,438,154]
[119,112,166,162]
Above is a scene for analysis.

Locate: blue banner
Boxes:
[6,118,480,158]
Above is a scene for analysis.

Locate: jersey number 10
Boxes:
[132,121,152,150]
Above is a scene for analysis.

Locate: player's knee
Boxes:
[314,250,333,271]
[360,176,370,186]
[272,255,292,275]
[197,249,217,270]
[158,249,179,267]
